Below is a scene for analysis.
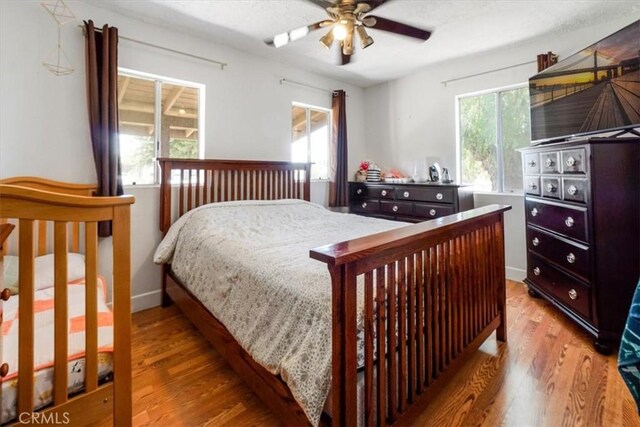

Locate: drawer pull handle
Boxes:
[532,237,540,247]
[566,156,576,167]
[545,182,556,193]
[429,209,437,216]
[436,193,443,200]
[568,289,578,300]
[567,253,576,264]
[533,267,541,276]
[356,189,363,195]
[0,288,10,301]
[0,363,8,378]
[531,208,539,217]
[403,191,410,198]
[361,202,367,208]
[527,160,536,167]
[545,158,555,168]
[565,216,574,228]
[381,190,387,196]
[567,185,578,196]
[392,205,399,212]
[529,182,537,190]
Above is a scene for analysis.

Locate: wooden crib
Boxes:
[0,177,134,426]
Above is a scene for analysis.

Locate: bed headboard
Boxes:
[158,158,311,233]
[0,177,98,255]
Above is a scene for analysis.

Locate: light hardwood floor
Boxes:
[126,281,640,426]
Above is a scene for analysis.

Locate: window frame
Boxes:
[455,82,530,194]
[291,102,332,182]
[118,68,206,186]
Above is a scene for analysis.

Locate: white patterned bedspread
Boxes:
[153,199,406,425]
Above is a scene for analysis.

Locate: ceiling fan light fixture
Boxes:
[272,32,289,48]
[333,23,348,41]
[319,30,334,49]
[355,25,374,49]
[290,26,309,41]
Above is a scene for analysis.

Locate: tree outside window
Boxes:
[458,85,531,193]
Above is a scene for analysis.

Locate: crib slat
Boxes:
[375,267,387,426]
[71,222,80,253]
[18,219,35,415]
[444,241,451,367]
[112,205,133,425]
[54,221,69,405]
[364,271,374,427]
[38,220,47,256]
[85,221,99,392]
[203,169,209,205]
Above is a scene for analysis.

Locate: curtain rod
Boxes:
[441,60,536,86]
[280,78,335,95]
[79,25,227,70]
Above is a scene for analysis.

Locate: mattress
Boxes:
[154,199,407,425]
[1,277,114,424]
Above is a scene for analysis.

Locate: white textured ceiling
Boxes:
[87,0,640,87]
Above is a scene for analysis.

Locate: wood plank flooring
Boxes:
[127,281,640,426]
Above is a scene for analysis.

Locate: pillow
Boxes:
[2,253,86,294]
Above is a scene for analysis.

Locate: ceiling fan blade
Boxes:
[363,0,389,12]
[365,16,431,41]
[265,20,332,48]
[306,0,336,9]
[341,51,351,66]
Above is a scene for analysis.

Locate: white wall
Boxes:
[363,15,639,280]
[0,0,365,311]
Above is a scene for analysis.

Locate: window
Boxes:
[291,104,330,180]
[457,85,531,193]
[118,69,204,185]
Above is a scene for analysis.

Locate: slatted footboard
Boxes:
[311,205,511,426]
[0,178,134,426]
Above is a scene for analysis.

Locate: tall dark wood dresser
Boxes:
[521,136,640,353]
[349,181,474,222]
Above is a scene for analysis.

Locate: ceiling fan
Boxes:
[265,0,432,65]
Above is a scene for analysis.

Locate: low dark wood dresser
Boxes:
[349,181,474,222]
[521,136,640,354]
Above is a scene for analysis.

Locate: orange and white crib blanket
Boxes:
[1,277,114,424]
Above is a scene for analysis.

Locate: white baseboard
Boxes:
[131,290,162,313]
[505,266,526,283]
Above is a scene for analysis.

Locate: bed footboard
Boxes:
[311,205,511,426]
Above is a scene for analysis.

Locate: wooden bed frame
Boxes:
[158,158,511,426]
[0,177,134,426]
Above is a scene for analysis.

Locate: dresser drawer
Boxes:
[413,203,455,219]
[524,153,540,174]
[396,187,454,203]
[525,176,540,196]
[352,184,394,200]
[541,152,560,174]
[381,200,412,216]
[351,199,380,214]
[526,199,588,243]
[562,148,587,174]
[527,227,590,281]
[562,178,587,203]
[541,177,561,199]
[528,254,592,321]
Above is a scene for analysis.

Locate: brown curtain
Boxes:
[84,20,123,237]
[329,90,349,207]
